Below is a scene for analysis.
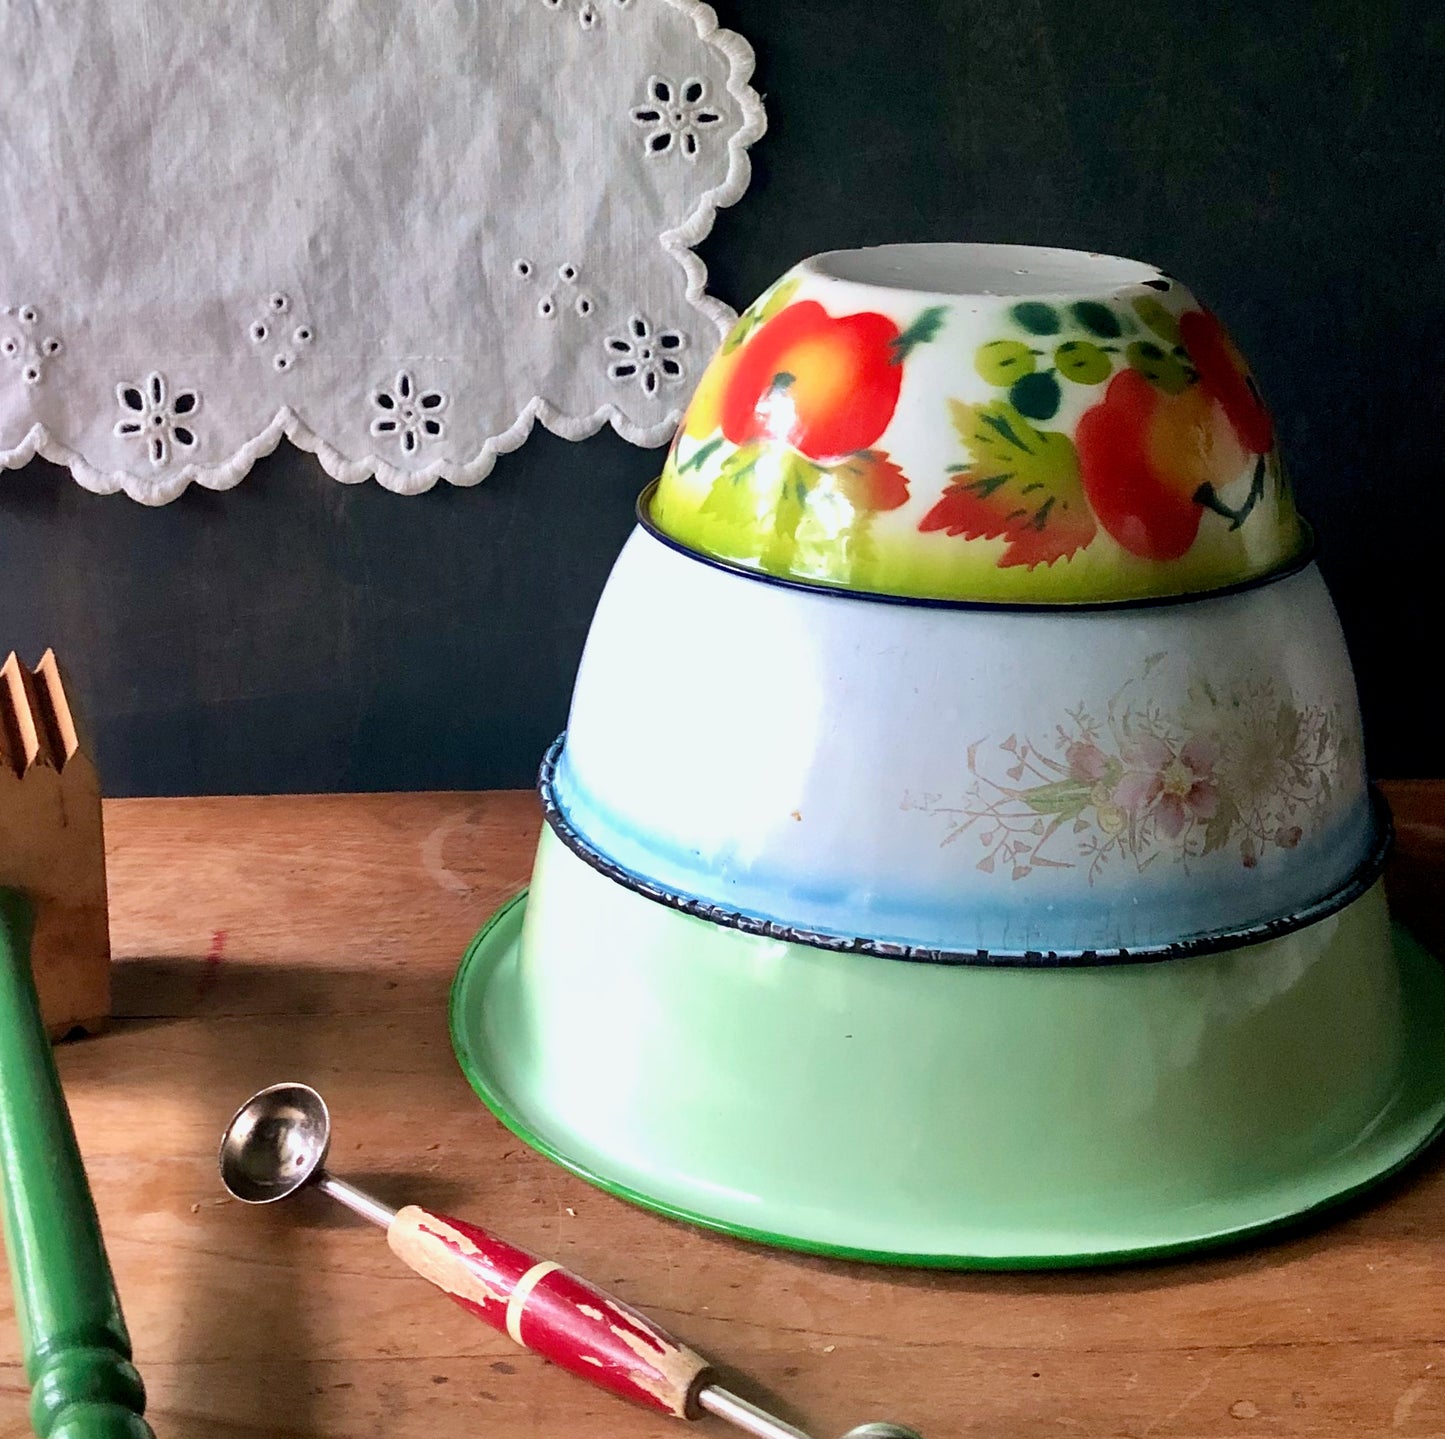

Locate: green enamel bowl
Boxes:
[452,827,1445,1267]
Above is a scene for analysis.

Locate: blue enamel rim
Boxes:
[636,480,1319,613]
[538,734,1394,969]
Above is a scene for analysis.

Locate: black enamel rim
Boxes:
[538,734,1393,969]
[635,480,1318,614]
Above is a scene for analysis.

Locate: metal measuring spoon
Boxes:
[220,1084,922,1439]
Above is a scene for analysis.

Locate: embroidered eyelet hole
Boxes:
[147,374,165,406]
[538,297,555,318]
[372,419,397,433]
[375,392,395,409]
[42,337,61,356]
[294,326,312,344]
[657,332,683,349]
[559,264,577,283]
[576,296,593,317]
[610,363,637,378]
[401,429,417,454]
[648,132,672,154]
[21,365,40,385]
[607,338,630,353]
[274,353,291,371]
[651,77,671,104]
[660,357,683,378]
[269,293,289,313]
[18,306,37,325]
[1,338,16,356]
[514,259,532,278]
[115,421,142,436]
[578,3,596,27]
[682,79,705,105]
[642,370,659,395]
[173,392,197,414]
[422,419,442,436]
[151,414,165,426]
[251,322,268,343]
[696,111,722,125]
[150,437,166,464]
[630,316,648,339]
[396,371,413,400]
[683,131,698,157]
[419,392,444,410]
[639,348,653,361]
[120,386,145,411]
[173,426,196,447]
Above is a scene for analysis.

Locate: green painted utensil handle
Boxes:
[0,888,155,1439]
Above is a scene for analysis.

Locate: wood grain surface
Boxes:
[3,784,1445,1438]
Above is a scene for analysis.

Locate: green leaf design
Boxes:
[891,305,948,362]
[1054,340,1112,385]
[760,449,822,574]
[722,277,801,353]
[1275,700,1301,753]
[1070,301,1123,338]
[975,340,1036,387]
[1018,779,1093,817]
[1201,793,1240,856]
[1009,371,1062,420]
[845,510,880,586]
[922,400,1096,567]
[698,441,764,530]
[1131,296,1183,347]
[758,276,801,325]
[676,435,725,473]
[1011,302,1061,335]
[1126,340,1191,394]
[718,312,753,355]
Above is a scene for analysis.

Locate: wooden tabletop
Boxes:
[4,784,1445,1439]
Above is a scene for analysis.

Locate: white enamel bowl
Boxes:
[549,522,1377,958]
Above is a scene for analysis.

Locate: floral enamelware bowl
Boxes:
[451,825,1445,1266]
[547,523,1376,958]
[651,243,1306,604]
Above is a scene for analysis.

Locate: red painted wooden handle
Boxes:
[386,1204,713,1418]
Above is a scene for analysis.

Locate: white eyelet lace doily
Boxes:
[0,0,764,504]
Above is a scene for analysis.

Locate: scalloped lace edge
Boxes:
[0,0,766,506]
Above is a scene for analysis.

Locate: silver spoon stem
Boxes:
[314,1170,397,1229]
[698,1387,813,1439]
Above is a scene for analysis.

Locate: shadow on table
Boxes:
[99,947,471,1438]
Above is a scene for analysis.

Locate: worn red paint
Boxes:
[413,1211,708,1416]
[196,929,228,1000]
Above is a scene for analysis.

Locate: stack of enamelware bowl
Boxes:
[453,243,1445,1266]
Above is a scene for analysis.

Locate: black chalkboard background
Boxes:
[2,1,1443,795]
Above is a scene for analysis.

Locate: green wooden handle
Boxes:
[0,888,155,1439]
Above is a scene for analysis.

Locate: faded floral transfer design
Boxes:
[903,656,1355,883]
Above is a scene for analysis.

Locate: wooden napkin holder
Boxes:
[0,650,110,1038]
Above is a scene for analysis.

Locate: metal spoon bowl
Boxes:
[219,1082,331,1203]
